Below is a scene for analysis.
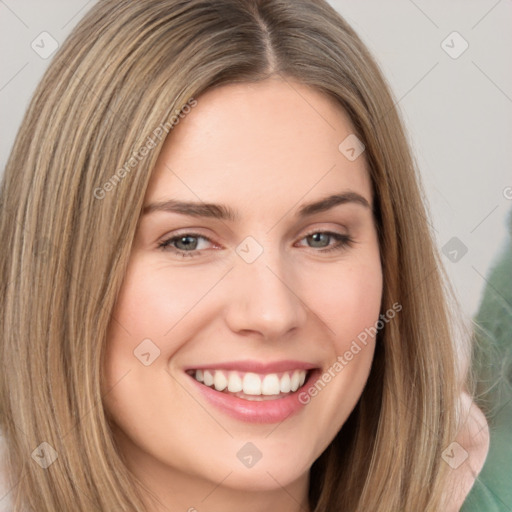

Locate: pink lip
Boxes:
[184,359,318,373]
[185,368,321,424]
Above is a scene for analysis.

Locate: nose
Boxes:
[223,249,308,340]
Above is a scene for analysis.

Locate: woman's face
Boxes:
[103,78,382,507]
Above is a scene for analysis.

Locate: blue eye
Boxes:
[170,234,200,251]
[157,233,211,257]
[297,231,354,252]
[157,230,354,258]
[308,232,335,248]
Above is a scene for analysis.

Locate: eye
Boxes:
[296,231,354,253]
[157,230,354,258]
[157,233,214,257]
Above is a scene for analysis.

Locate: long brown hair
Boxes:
[0,0,460,509]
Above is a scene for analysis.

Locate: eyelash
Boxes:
[157,230,354,258]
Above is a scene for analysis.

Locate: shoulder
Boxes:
[442,391,490,511]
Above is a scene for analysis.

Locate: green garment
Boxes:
[461,210,512,511]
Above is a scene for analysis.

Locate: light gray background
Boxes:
[1,0,511,320]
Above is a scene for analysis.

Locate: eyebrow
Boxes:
[142,191,371,221]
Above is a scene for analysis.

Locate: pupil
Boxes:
[177,235,197,250]
[309,233,328,248]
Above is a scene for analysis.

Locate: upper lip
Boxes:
[184,360,318,373]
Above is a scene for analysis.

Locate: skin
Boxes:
[102,78,383,512]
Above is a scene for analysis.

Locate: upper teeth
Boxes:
[193,369,307,395]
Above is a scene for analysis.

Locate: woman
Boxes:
[0,0,488,510]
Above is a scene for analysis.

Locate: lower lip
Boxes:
[186,370,320,424]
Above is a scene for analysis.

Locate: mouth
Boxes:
[183,362,321,424]
[185,368,311,401]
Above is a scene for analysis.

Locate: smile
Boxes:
[184,362,321,423]
[187,369,308,400]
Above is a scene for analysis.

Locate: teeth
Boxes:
[193,369,308,396]
[261,374,280,395]
[203,370,214,387]
[280,373,291,393]
[243,373,262,395]
[290,370,300,392]
[213,371,227,391]
[227,371,243,392]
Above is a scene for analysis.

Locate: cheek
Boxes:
[105,258,228,370]
[303,255,383,348]
[102,257,231,421]
[294,251,382,433]
[110,261,218,338]
[102,263,178,396]
[101,261,204,447]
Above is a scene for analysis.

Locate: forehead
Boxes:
[144,79,371,214]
